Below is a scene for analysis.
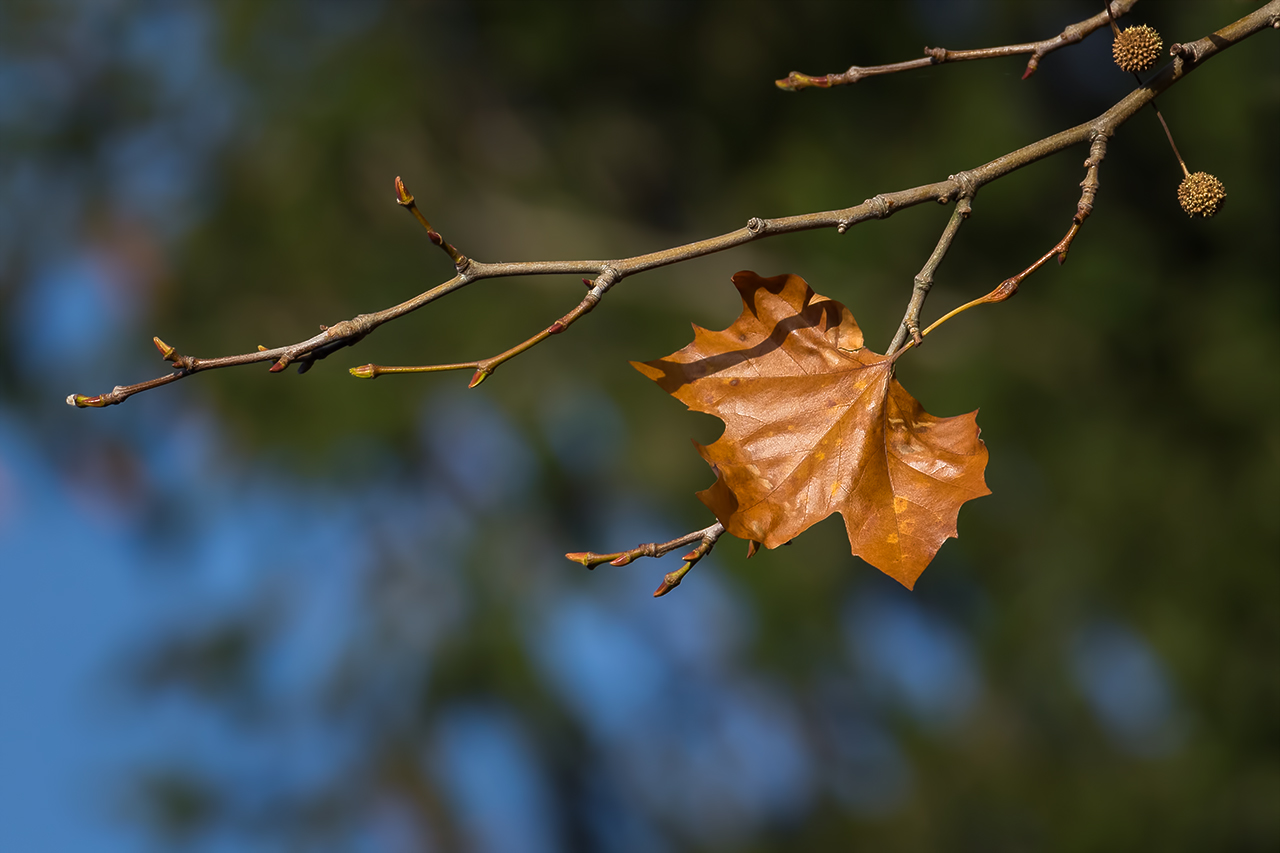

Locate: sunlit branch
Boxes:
[565,521,724,598]
[776,0,1140,91]
[352,268,621,388]
[68,1,1279,409]
[886,197,971,358]
[1103,4,1191,182]
[904,134,1111,346]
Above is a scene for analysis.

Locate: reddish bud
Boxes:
[395,176,413,206]
[653,572,681,597]
[653,563,692,597]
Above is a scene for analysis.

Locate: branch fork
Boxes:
[65,1,1280,593]
[565,522,725,598]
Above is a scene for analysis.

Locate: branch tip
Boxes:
[71,0,1271,415]
[394,175,413,206]
[564,551,630,570]
[152,336,175,361]
[349,364,377,379]
[569,522,723,595]
[775,71,830,91]
[653,563,693,597]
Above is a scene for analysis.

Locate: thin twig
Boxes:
[68,1,1280,409]
[353,268,621,388]
[395,176,469,271]
[1105,3,1192,181]
[565,521,725,597]
[886,197,972,357]
[776,0,1139,91]
[899,133,1111,347]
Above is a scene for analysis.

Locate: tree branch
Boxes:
[886,197,971,358]
[776,0,1141,90]
[565,521,725,598]
[68,0,1279,409]
[906,133,1110,345]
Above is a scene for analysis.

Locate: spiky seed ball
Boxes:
[1177,172,1227,218]
[1113,25,1163,73]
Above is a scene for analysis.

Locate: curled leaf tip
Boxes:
[69,394,105,408]
[152,336,175,360]
[349,364,376,378]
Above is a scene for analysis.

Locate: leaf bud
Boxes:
[1177,172,1227,218]
[152,336,176,361]
[394,175,413,206]
[1112,25,1163,73]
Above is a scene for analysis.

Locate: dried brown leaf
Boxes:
[634,271,990,588]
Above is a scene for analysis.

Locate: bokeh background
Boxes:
[2,1,1277,851]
